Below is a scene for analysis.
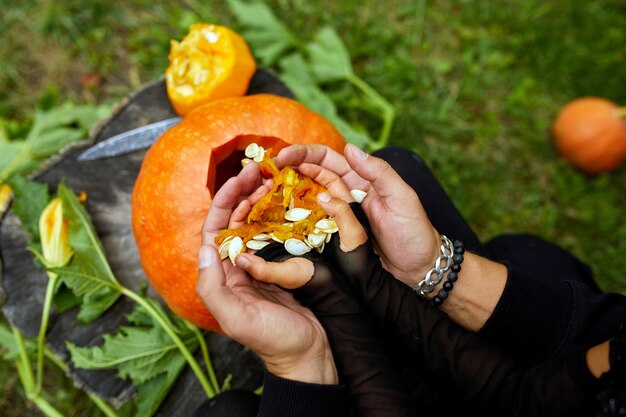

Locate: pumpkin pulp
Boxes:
[215,146,330,249]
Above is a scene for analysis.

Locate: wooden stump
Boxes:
[0,69,293,414]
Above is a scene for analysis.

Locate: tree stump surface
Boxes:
[0,68,293,414]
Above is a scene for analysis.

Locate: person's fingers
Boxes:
[236,161,263,197]
[236,253,314,290]
[228,180,275,229]
[275,144,347,170]
[202,176,247,244]
[203,164,270,245]
[344,143,417,208]
[196,245,245,334]
[276,144,368,190]
[297,163,353,202]
[247,180,272,206]
[317,192,367,252]
[229,200,251,229]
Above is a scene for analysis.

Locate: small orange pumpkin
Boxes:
[552,97,626,174]
[131,94,346,330]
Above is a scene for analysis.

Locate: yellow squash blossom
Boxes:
[0,184,12,216]
[39,197,73,270]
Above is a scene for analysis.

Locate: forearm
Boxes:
[292,264,414,417]
[586,340,610,378]
[264,341,339,385]
[336,244,600,415]
[422,252,508,331]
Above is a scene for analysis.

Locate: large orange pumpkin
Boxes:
[553,97,626,174]
[131,94,346,330]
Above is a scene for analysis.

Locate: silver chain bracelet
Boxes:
[414,235,454,298]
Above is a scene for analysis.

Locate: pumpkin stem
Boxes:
[347,74,396,149]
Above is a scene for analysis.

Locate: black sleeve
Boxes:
[258,371,349,417]
[256,244,414,417]
[480,263,626,364]
[329,205,600,416]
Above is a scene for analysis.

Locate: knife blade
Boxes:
[77,116,182,161]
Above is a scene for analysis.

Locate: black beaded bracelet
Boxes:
[432,240,464,307]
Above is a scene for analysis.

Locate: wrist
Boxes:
[264,341,338,385]
[413,232,455,299]
[435,252,508,331]
[391,227,441,288]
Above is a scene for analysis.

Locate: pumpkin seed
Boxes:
[350,189,367,203]
[241,158,252,167]
[244,143,260,158]
[228,237,244,265]
[218,236,233,260]
[271,233,284,243]
[253,147,265,163]
[315,218,338,233]
[315,242,325,253]
[284,238,311,256]
[246,239,270,250]
[307,232,326,248]
[285,208,311,222]
[253,233,271,241]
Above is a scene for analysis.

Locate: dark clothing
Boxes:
[192,374,348,417]
[318,210,600,416]
[258,372,348,417]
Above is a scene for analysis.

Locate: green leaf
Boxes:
[325,116,371,149]
[0,102,110,182]
[52,283,82,314]
[67,304,196,416]
[6,176,50,242]
[30,128,84,158]
[135,368,184,417]
[279,54,337,117]
[227,0,297,66]
[0,142,37,182]
[307,26,353,83]
[127,297,188,335]
[55,182,121,323]
[68,326,192,384]
[0,323,20,360]
[0,322,36,361]
[279,54,372,148]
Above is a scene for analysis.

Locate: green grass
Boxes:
[1,0,626,414]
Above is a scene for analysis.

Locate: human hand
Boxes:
[275,143,440,287]
[234,161,367,288]
[196,162,337,384]
[235,187,416,417]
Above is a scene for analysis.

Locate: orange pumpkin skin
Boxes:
[131,94,346,330]
[553,97,626,174]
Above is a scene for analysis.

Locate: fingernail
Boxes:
[348,144,368,160]
[317,192,331,203]
[198,246,214,269]
[236,254,250,269]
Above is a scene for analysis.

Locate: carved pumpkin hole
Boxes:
[209,135,289,195]
[214,150,246,192]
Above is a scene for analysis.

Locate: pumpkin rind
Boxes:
[132,94,346,330]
